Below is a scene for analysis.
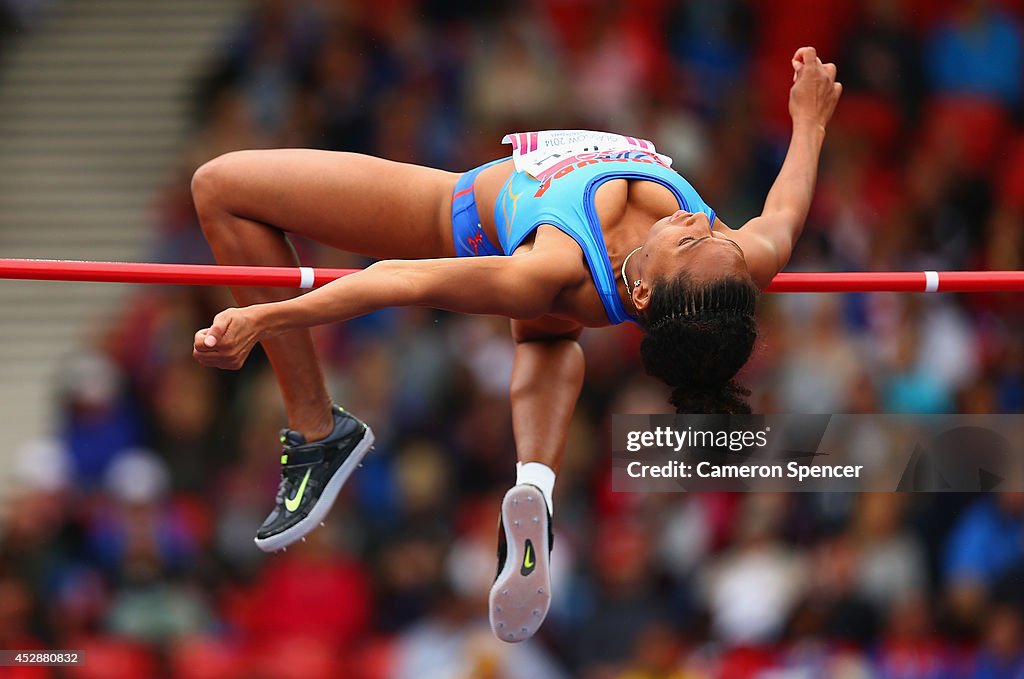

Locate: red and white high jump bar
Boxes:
[0,259,1023,293]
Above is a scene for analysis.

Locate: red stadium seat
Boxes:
[171,637,246,679]
[241,553,371,649]
[65,639,155,679]
[830,94,902,155]
[998,135,1024,209]
[256,637,340,679]
[917,96,1011,173]
[4,666,54,679]
[757,0,855,59]
[718,646,779,678]
[348,637,396,679]
[900,0,957,30]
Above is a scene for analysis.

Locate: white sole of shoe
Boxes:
[489,484,552,643]
[253,425,375,553]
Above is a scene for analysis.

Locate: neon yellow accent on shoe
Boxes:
[280,435,286,443]
[523,543,535,569]
[284,469,311,513]
[280,454,288,465]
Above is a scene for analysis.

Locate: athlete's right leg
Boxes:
[191,149,458,439]
[191,149,459,550]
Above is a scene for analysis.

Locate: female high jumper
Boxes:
[191,47,841,642]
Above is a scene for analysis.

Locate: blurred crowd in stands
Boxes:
[4,0,1024,677]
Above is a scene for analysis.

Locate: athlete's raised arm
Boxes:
[193,251,576,370]
[727,46,842,287]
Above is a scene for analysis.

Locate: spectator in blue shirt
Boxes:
[944,494,1024,629]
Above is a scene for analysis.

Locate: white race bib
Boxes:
[502,130,673,181]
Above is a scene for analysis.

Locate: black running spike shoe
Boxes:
[489,483,554,643]
[254,404,374,553]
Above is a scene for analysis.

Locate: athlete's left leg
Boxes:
[490,329,585,642]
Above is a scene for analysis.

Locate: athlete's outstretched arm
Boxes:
[727,46,842,287]
[510,318,585,473]
[193,252,575,370]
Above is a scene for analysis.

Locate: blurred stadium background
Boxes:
[2,0,1024,677]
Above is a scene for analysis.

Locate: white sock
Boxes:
[516,462,556,516]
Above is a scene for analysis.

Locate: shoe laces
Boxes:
[273,467,297,506]
[274,430,306,505]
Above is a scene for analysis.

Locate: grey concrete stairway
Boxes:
[0,0,246,481]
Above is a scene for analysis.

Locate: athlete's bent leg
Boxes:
[191,149,458,551]
[192,149,458,438]
[192,169,333,439]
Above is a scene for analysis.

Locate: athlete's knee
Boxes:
[192,152,253,237]
[192,153,238,212]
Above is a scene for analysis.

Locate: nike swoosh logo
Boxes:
[521,539,536,576]
[284,469,311,512]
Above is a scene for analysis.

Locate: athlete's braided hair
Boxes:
[638,272,759,413]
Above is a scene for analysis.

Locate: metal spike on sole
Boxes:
[490,484,553,644]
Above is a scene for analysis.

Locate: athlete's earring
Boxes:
[634,279,641,289]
